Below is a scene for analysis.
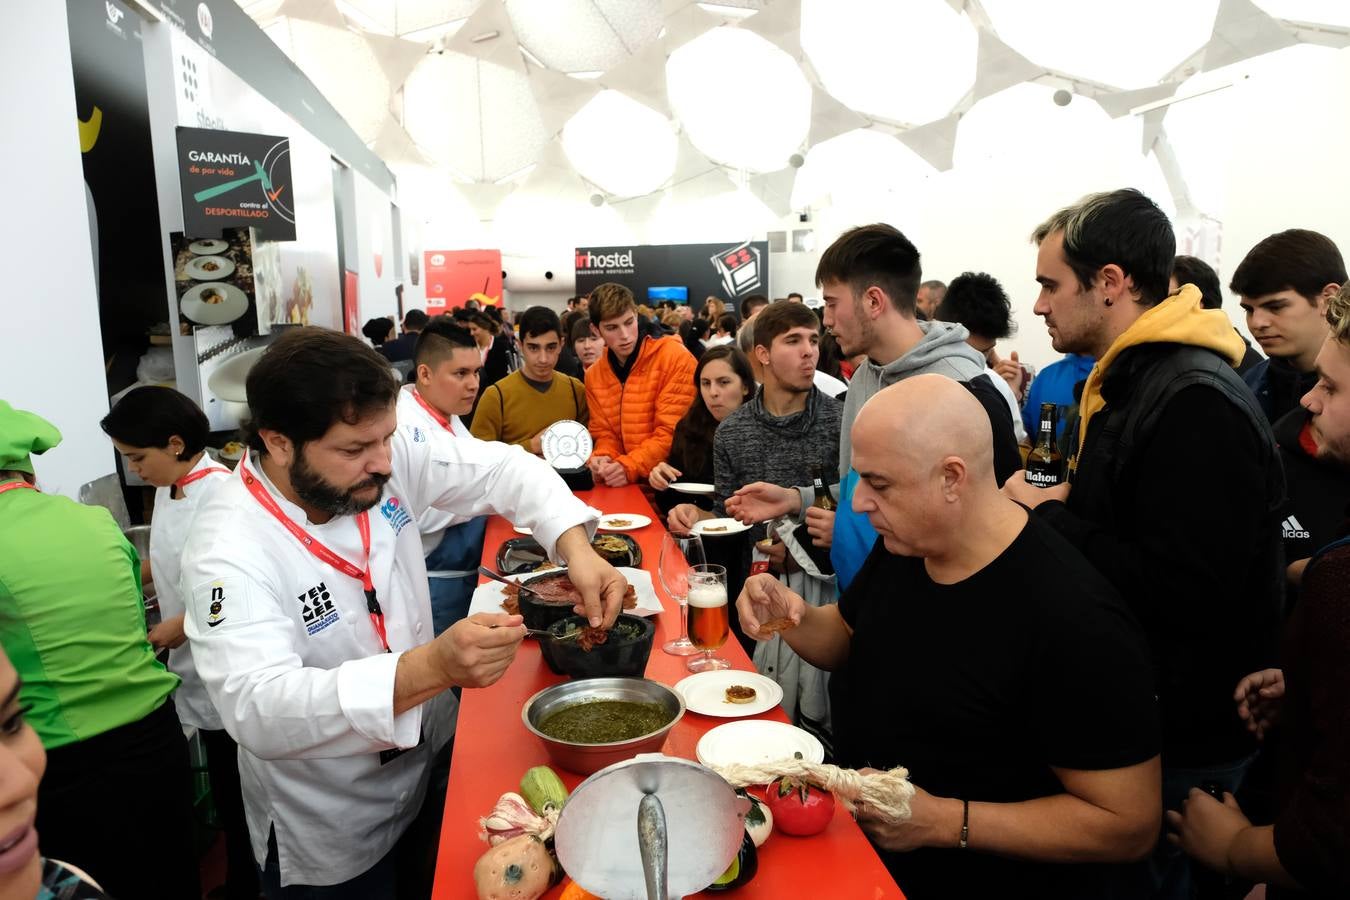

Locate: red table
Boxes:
[432,484,904,899]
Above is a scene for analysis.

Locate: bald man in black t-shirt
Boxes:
[736,374,1162,900]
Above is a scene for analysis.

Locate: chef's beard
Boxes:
[290,447,389,516]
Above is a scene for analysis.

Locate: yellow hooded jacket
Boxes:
[1076,284,1246,460]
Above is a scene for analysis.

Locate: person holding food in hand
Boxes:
[737,375,1162,900]
[180,328,626,898]
[648,345,754,516]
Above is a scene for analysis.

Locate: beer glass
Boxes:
[686,564,730,672]
[659,532,706,656]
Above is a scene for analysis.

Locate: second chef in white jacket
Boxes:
[182,327,626,895]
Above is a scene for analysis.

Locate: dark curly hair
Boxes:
[243,328,398,455]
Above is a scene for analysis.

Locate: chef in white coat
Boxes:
[182,327,625,897]
[395,316,488,636]
[100,386,259,899]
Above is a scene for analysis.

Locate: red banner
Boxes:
[423,249,502,316]
[343,269,359,335]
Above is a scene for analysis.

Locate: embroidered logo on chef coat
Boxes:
[299,582,341,636]
[380,496,413,536]
[206,582,228,628]
[411,426,427,443]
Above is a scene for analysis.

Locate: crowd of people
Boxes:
[1,186,1348,899]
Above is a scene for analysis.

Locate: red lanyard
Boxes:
[410,389,453,433]
[238,460,390,652]
[0,481,37,497]
[174,466,230,491]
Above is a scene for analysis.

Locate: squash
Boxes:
[473,834,558,900]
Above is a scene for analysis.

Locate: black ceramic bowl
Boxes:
[540,614,656,679]
[515,569,585,632]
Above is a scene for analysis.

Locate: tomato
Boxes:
[763,776,834,837]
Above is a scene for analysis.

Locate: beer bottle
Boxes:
[1024,403,1064,488]
[810,465,837,512]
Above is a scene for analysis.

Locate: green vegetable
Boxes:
[706,831,758,892]
[520,766,569,815]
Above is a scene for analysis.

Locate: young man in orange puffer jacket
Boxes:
[584,282,698,486]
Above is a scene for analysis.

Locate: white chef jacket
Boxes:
[181,425,597,887]
[395,385,471,556]
[150,453,231,731]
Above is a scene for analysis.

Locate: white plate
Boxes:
[598,513,651,532]
[540,420,593,470]
[674,670,783,718]
[181,282,248,326]
[189,239,229,255]
[512,525,533,535]
[467,566,664,619]
[697,720,825,770]
[692,517,750,537]
[185,255,235,280]
[669,482,715,495]
[214,443,245,462]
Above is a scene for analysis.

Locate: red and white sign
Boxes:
[423,249,502,316]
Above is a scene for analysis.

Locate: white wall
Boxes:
[1219,49,1350,323]
[0,3,114,497]
[353,170,399,323]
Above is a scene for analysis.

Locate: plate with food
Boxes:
[692,517,751,537]
[184,255,235,281]
[181,282,248,326]
[189,239,229,255]
[674,670,783,718]
[668,482,716,495]
[467,566,663,622]
[696,720,825,769]
[496,533,642,575]
[215,441,245,462]
[597,513,651,532]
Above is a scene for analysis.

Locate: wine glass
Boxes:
[659,531,705,656]
[686,564,730,673]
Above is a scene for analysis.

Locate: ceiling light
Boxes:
[562,90,677,197]
[802,0,976,125]
[667,27,811,172]
[980,0,1220,89]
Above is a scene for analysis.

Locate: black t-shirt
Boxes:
[832,513,1160,900]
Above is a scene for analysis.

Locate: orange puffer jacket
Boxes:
[584,335,698,482]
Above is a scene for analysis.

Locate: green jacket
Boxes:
[0,482,178,749]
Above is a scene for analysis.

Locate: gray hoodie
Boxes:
[836,320,987,478]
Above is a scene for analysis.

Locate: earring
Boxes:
[1104,297,1113,308]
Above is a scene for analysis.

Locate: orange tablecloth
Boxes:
[432,484,904,899]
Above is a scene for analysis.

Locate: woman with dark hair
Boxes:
[464,310,513,396]
[100,386,259,900]
[362,317,395,347]
[648,345,755,515]
[679,317,711,358]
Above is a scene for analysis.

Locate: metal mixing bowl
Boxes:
[522,678,685,776]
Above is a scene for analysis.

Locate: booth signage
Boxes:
[574,241,770,316]
[176,126,296,240]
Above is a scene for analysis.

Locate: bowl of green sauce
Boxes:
[522,678,685,775]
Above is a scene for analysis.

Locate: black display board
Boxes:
[66,0,170,394]
[574,241,770,317]
[176,126,295,241]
